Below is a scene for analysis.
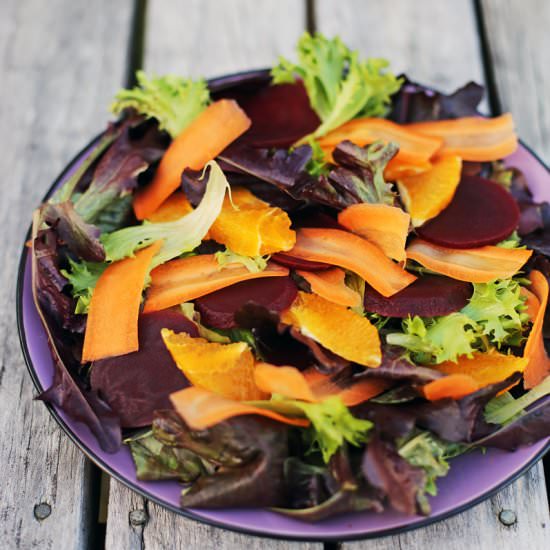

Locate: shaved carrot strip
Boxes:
[406,114,518,161]
[286,228,416,297]
[384,158,432,181]
[297,268,361,308]
[170,386,309,430]
[318,117,442,165]
[423,374,480,401]
[521,286,541,321]
[144,254,288,312]
[146,192,193,223]
[82,241,163,362]
[406,239,532,283]
[254,363,389,406]
[523,271,550,389]
[337,203,410,261]
[133,100,251,220]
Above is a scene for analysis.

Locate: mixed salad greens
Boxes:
[30,33,550,521]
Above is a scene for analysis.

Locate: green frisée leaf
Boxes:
[101,161,229,268]
[386,313,479,364]
[61,259,108,314]
[111,71,210,138]
[272,32,402,139]
[461,278,529,347]
[215,248,269,273]
[496,231,524,249]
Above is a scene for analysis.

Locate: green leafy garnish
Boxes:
[215,248,269,273]
[272,32,402,139]
[111,71,210,138]
[496,231,525,249]
[101,161,229,268]
[305,139,330,176]
[61,259,108,314]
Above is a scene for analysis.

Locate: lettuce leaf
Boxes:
[101,161,229,267]
[386,313,479,364]
[272,32,402,139]
[111,71,210,138]
[61,259,107,314]
[214,248,268,273]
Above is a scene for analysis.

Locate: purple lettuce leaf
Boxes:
[389,77,484,123]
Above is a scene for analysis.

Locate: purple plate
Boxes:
[17,71,550,541]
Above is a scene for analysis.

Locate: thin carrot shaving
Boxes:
[170,386,309,430]
[523,271,550,389]
[406,238,532,283]
[520,286,541,321]
[82,241,163,362]
[297,267,361,308]
[423,374,480,401]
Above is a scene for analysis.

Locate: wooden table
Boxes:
[2,0,549,548]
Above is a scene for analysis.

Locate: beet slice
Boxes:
[417,175,520,248]
[272,253,331,271]
[90,310,197,428]
[363,275,472,318]
[235,82,320,148]
[195,277,298,329]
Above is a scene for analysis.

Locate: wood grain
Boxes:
[480,0,550,163]
[314,1,550,547]
[0,0,133,547]
[105,1,318,547]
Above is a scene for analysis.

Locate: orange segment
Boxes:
[384,158,432,181]
[209,188,295,256]
[337,203,410,261]
[280,291,381,367]
[433,349,527,388]
[297,268,362,308]
[161,329,266,400]
[397,155,462,227]
[146,192,194,222]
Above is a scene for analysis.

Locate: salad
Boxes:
[29,33,550,521]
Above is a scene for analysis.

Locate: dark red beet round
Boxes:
[417,175,520,248]
[272,253,331,271]
[90,310,197,428]
[364,275,472,318]
[236,82,320,148]
[195,277,298,329]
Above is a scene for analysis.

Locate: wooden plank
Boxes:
[0,0,134,547]
[315,1,550,548]
[480,0,550,163]
[106,1,320,548]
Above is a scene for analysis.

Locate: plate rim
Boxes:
[15,70,550,542]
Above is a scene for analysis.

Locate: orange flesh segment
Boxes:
[406,239,532,283]
[423,374,480,401]
[338,203,410,261]
[146,192,194,223]
[170,387,309,430]
[134,99,251,220]
[405,114,518,161]
[287,228,416,297]
[161,329,266,401]
[396,155,463,227]
[523,271,550,388]
[280,291,382,367]
[209,188,295,256]
[318,117,443,165]
[433,349,528,387]
[297,268,362,308]
[384,158,432,181]
[82,241,163,362]
[144,254,289,312]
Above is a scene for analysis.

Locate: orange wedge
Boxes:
[209,188,295,256]
[161,329,266,400]
[280,291,381,367]
[397,155,462,227]
[146,192,194,223]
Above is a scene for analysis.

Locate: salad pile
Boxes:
[30,34,550,520]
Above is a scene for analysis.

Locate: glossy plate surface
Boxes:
[17,72,550,541]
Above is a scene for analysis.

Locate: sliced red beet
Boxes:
[364,275,472,318]
[90,310,197,428]
[271,253,331,271]
[234,81,320,148]
[417,175,520,248]
[195,277,298,329]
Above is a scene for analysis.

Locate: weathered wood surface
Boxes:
[481,0,550,163]
[315,0,550,546]
[105,1,320,548]
[0,0,134,548]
